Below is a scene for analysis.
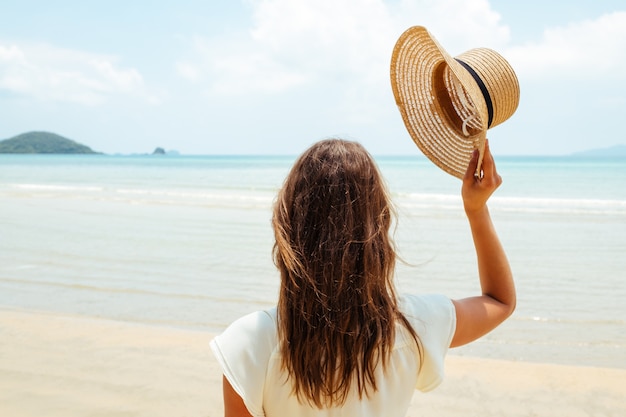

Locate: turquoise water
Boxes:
[1,154,625,368]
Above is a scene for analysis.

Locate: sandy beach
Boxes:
[1,309,624,417]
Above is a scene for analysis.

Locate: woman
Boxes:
[210,138,515,417]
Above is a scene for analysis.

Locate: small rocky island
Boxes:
[152,147,180,156]
[0,131,99,154]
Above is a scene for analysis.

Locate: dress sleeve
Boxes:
[210,309,277,417]
[399,294,456,392]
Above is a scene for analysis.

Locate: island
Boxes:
[151,147,180,156]
[0,131,99,154]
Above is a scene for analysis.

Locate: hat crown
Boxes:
[454,48,520,129]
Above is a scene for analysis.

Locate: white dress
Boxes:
[210,293,456,417]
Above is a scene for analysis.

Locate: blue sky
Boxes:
[1,0,625,155]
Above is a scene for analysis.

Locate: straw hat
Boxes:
[390,26,520,178]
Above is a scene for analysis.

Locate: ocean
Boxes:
[1,153,625,369]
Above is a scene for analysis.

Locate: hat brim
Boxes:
[391,26,488,179]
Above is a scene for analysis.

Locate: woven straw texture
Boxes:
[391,26,520,178]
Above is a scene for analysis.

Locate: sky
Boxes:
[1,0,625,156]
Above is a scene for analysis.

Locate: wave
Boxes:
[10,183,104,193]
[5,183,626,215]
[516,315,626,326]
[4,183,275,208]
[115,187,272,199]
[0,276,273,305]
[396,192,626,216]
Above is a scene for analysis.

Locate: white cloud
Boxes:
[393,0,509,50]
[505,11,626,80]
[176,61,202,82]
[175,32,311,95]
[177,0,509,118]
[0,44,24,61]
[247,0,394,75]
[89,59,143,91]
[0,41,149,105]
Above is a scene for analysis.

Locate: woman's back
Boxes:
[211,294,455,417]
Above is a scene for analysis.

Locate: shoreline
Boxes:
[1,308,625,416]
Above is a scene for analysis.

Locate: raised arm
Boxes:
[450,140,516,348]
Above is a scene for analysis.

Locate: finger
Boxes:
[464,149,480,182]
[481,140,503,189]
[474,141,486,179]
[480,140,496,179]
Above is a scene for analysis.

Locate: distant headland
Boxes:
[0,131,99,154]
[570,144,626,157]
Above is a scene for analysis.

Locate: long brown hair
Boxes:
[272,139,419,408]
